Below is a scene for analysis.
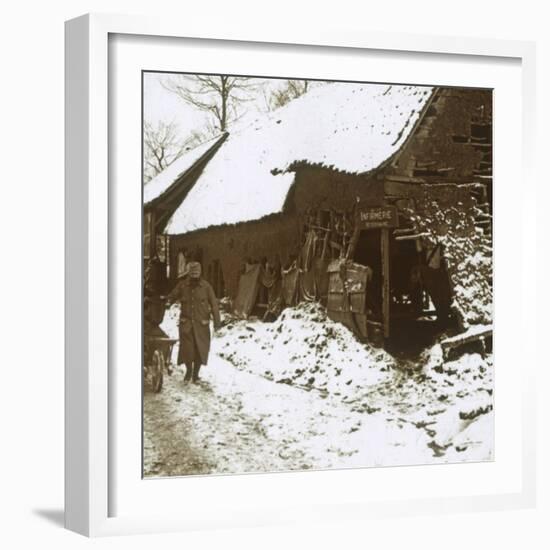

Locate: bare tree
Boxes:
[143,120,203,183]
[162,75,260,133]
[269,80,310,110]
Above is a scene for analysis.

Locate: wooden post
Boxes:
[346,225,360,260]
[144,210,154,259]
[381,228,390,338]
[165,235,170,279]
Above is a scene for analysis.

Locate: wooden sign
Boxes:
[356,205,398,229]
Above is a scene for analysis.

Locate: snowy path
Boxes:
[145,303,493,477]
[144,348,492,478]
[144,357,319,477]
[143,355,372,477]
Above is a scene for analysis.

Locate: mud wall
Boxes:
[169,214,301,297]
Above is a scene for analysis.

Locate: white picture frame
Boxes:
[65,13,537,537]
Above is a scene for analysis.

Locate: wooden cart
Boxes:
[143,296,176,393]
[143,333,177,393]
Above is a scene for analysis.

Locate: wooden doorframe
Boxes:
[381,228,390,338]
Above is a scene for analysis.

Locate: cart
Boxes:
[143,296,177,393]
[143,332,177,393]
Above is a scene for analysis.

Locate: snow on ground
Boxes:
[218,303,395,399]
[164,83,433,234]
[151,302,493,476]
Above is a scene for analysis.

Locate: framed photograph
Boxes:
[65,13,537,536]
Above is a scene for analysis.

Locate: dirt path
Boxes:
[143,353,392,477]
[143,384,213,477]
[143,359,320,477]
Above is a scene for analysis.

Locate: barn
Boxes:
[143,82,493,346]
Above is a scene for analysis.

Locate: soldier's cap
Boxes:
[187,261,202,274]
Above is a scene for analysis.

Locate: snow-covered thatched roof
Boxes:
[143,135,224,205]
[156,82,434,235]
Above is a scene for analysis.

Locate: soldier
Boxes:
[166,261,221,384]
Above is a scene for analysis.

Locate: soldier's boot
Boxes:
[192,364,201,383]
[183,363,193,383]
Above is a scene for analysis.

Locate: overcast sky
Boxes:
[143,72,329,144]
[144,72,206,135]
[144,72,285,140]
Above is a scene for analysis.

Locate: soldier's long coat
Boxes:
[167,277,221,366]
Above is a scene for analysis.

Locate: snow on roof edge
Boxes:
[143,133,226,205]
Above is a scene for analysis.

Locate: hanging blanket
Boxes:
[281,266,300,306]
[234,263,262,318]
[313,257,331,298]
[299,268,317,302]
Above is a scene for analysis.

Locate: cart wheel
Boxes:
[164,350,173,375]
[151,350,164,393]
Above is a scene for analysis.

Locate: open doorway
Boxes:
[386,236,455,356]
[353,229,382,322]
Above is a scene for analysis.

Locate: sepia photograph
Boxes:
[142,72,493,478]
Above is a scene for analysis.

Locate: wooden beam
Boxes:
[384,174,427,183]
[441,326,492,358]
[381,228,390,339]
[393,227,417,235]
[394,232,430,241]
